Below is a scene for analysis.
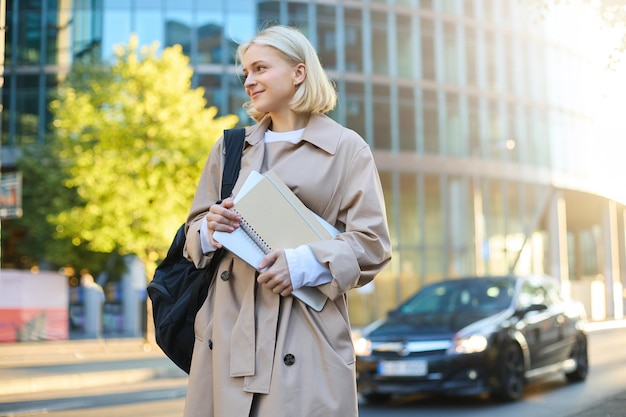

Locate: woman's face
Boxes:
[241,44,305,115]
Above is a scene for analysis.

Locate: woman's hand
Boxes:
[257,250,293,296]
[205,198,241,248]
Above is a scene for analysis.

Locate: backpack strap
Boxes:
[221,128,246,199]
[186,127,245,328]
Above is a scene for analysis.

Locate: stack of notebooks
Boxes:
[214,170,339,311]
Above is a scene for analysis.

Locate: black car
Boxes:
[354,275,589,403]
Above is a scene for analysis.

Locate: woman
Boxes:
[183,25,391,417]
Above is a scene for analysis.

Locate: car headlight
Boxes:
[448,334,488,354]
[354,337,372,356]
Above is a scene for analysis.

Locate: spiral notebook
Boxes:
[214,170,339,311]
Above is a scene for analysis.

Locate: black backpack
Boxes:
[147,128,245,373]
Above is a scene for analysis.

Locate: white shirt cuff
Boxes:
[285,245,332,291]
[200,217,217,255]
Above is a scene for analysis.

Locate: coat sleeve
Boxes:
[310,140,392,300]
[184,137,225,268]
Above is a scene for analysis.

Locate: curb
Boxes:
[0,368,172,397]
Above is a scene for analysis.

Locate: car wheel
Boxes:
[566,334,589,382]
[363,393,392,404]
[493,342,525,402]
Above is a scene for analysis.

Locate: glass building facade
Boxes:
[2,0,624,326]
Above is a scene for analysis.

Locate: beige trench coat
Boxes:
[183,114,391,417]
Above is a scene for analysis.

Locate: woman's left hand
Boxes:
[257,250,293,296]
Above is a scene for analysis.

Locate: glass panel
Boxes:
[420,0,434,10]
[2,75,11,146]
[196,7,224,65]
[46,4,73,65]
[198,74,222,109]
[464,0,475,18]
[136,8,164,46]
[423,89,439,154]
[482,0,493,21]
[465,26,477,86]
[15,75,40,146]
[424,175,443,247]
[399,87,415,152]
[17,4,42,65]
[400,172,420,248]
[5,6,13,66]
[446,92,462,156]
[102,4,132,60]
[345,82,365,138]
[484,180,506,274]
[164,18,192,57]
[373,84,391,149]
[506,103,518,162]
[487,98,500,143]
[441,0,458,15]
[398,164,424,297]
[225,2,256,64]
[505,183,524,272]
[504,34,515,94]
[258,1,280,27]
[396,14,412,78]
[420,17,435,80]
[43,74,60,131]
[468,95,480,154]
[485,29,497,91]
[316,5,336,70]
[424,175,444,283]
[344,8,363,72]
[371,11,388,76]
[287,2,308,32]
[447,177,472,275]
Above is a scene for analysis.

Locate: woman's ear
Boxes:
[293,63,306,87]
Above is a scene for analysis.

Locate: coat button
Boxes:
[208,339,213,350]
[220,271,231,281]
[283,354,295,366]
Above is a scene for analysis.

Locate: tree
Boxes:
[48,35,238,276]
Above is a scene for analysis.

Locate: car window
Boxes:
[518,281,548,308]
[398,279,515,315]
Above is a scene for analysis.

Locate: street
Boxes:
[1,326,625,417]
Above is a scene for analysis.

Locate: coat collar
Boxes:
[244,113,343,155]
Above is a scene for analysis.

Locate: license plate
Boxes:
[378,360,428,376]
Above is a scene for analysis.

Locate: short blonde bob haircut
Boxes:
[236,25,337,122]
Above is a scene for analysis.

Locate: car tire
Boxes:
[493,342,525,402]
[565,334,589,382]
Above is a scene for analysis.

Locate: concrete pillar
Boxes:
[121,255,146,337]
[602,201,620,319]
[81,273,104,338]
[548,190,570,297]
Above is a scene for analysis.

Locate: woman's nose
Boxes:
[244,73,255,87]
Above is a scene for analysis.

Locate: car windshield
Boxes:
[397,278,516,315]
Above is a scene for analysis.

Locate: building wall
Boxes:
[2,0,624,325]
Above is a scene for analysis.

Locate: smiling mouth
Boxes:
[250,90,263,99]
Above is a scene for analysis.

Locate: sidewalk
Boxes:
[0,337,186,398]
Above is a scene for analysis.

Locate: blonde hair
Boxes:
[236,25,337,122]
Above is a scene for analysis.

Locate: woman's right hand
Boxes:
[205,197,241,248]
